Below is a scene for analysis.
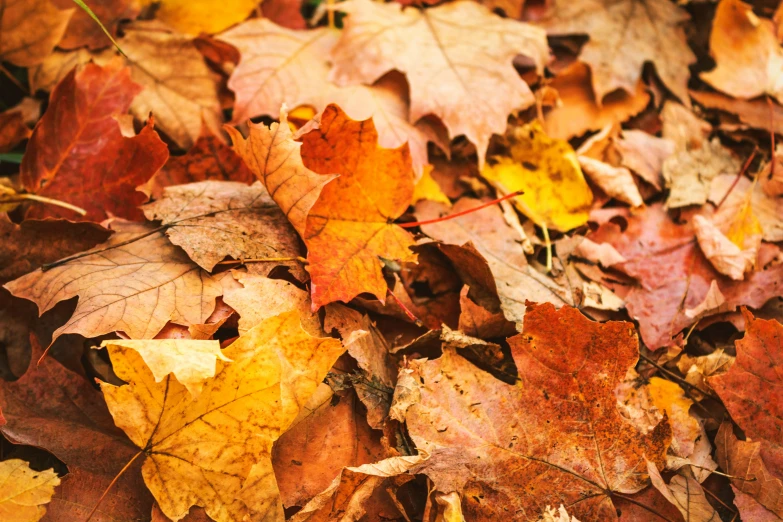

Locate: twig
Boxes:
[215,256,308,265]
[715,146,758,209]
[399,190,523,228]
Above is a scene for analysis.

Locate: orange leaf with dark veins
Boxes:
[401,302,671,521]
[300,104,416,309]
[21,59,168,222]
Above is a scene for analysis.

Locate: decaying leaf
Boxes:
[100,311,344,522]
[0,459,59,522]
[482,121,593,231]
[540,0,695,104]
[300,104,417,309]
[5,221,225,342]
[615,130,675,191]
[399,303,670,521]
[663,139,740,209]
[330,0,548,165]
[0,0,72,67]
[646,462,718,522]
[693,214,757,281]
[710,174,783,242]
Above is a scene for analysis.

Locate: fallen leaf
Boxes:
[0,107,31,153]
[99,339,230,397]
[540,0,694,104]
[147,130,255,199]
[115,24,223,149]
[0,459,60,522]
[731,485,780,522]
[540,505,580,522]
[661,101,711,152]
[100,311,344,522]
[227,108,335,237]
[677,349,734,397]
[663,138,741,208]
[300,104,416,309]
[684,280,730,319]
[27,49,92,93]
[690,90,783,136]
[401,303,670,521]
[413,166,451,206]
[646,462,718,522]
[51,0,140,50]
[261,0,306,29]
[711,310,783,474]
[615,130,675,191]
[153,0,258,35]
[457,286,517,340]
[21,59,169,222]
[417,198,574,324]
[647,377,700,459]
[760,145,783,197]
[329,0,549,165]
[5,221,225,342]
[142,180,305,277]
[710,174,783,242]
[693,214,757,280]
[701,0,783,104]
[0,0,72,67]
[482,121,593,231]
[577,155,643,207]
[715,422,783,517]
[543,61,651,140]
[0,336,153,521]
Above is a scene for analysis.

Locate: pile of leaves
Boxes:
[1,0,783,520]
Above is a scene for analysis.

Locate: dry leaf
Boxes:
[330,0,548,165]
[101,311,344,522]
[701,0,783,104]
[710,174,783,242]
[646,462,718,522]
[540,0,694,104]
[690,89,783,136]
[153,0,258,35]
[661,101,711,152]
[482,121,593,231]
[51,0,140,50]
[401,303,670,521]
[615,130,675,191]
[577,155,643,207]
[5,221,225,342]
[300,104,416,309]
[0,0,72,67]
[0,459,60,522]
[663,139,741,208]
[693,214,757,280]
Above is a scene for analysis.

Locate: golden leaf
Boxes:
[0,459,60,522]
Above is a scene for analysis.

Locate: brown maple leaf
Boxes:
[540,0,695,105]
[142,180,306,278]
[300,104,417,309]
[51,0,140,50]
[397,302,671,521]
[4,221,226,342]
[329,0,548,165]
[0,0,72,67]
[21,59,169,222]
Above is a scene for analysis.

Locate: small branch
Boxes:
[0,63,26,93]
[387,288,423,327]
[715,146,758,209]
[215,256,309,266]
[399,190,523,228]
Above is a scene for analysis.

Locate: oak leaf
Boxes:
[147,130,255,199]
[51,0,140,50]
[100,311,344,522]
[0,459,59,522]
[21,59,169,222]
[482,121,593,232]
[227,108,335,237]
[220,19,441,175]
[154,0,258,35]
[701,0,783,104]
[115,24,224,149]
[299,104,417,309]
[329,0,549,165]
[0,0,72,67]
[142,180,305,277]
[4,221,226,342]
[540,0,694,105]
[399,303,671,521]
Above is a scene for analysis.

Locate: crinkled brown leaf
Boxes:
[0,0,72,67]
[51,0,140,50]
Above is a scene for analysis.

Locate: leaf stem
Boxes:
[7,193,88,216]
[84,450,143,522]
[72,0,127,57]
[541,223,552,272]
[399,190,523,228]
[215,256,309,265]
[386,288,422,326]
[715,146,757,209]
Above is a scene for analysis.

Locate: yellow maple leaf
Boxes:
[412,165,451,207]
[153,0,258,35]
[100,311,344,522]
[481,121,593,232]
[0,459,59,522]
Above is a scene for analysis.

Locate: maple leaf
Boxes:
[100,311,344,522]
[0,336,153,521]
[540,0,695,105]
[115,23,224,149]
[153,0,258,35]
[147,130,255,199]
[481,121,594,232]
[416,198,574,324]
[710,174,783,242]
[51,0,140,50]
[543,62,651,140]
[329,0,549,165]
[227,108,335,238]
[142,180,306,278]
[646,463,718,522]
[299,104,417,309]
[701,0,783,104]
[0,0,72,67]
[4,221,226,342]
[21,59,169,222]
[0,459,59,521]
[220,20,441,175]
[397,302,671,521]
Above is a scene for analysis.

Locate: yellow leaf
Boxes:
[413,165,451,206]
[481,121,593,232]
[726,194,763,249]
[0,459,59,522]
[155,0,258,35]
[100,311,345,522]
